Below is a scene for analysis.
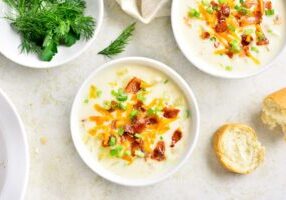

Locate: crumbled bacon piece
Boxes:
[124,124,135,134]
[257,38,269,46]
[241,34,253,46]
[226,51,234,58]
[133,101,145,112]
[163,107,180,118]
[121,133,135,143]
[170,129,183,148]
[151,141,166,161]
[145,116,159,125]
[131,141,144,156]
[265,1,272,9]
[220,4,230,17]
[108,101,118,112]
[211,1,218,9]
[201,31,210,39]
[214,41,220,48]
[215,20,228,33]
[133,118,146,133]
[125,77,142,93]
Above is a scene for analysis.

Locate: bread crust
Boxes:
[213,123,264,174]
[264,88,286,109]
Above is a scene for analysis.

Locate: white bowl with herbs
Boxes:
[0,0,104,68]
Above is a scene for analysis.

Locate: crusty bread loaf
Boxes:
[261,88,286,138]
[213,124,265,174]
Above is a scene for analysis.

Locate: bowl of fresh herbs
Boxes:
[0,0,104,68]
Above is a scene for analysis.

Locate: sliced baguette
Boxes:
[213,124,265,174]
[261,88,286,138]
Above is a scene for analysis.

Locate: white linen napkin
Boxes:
[116,0,171,24]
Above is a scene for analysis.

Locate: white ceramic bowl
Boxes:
[70,57,200,186]
[0,0,104,68]
[171,0,286,79]
[0,89,29,199]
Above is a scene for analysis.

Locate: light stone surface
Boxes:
[0,0,286,199]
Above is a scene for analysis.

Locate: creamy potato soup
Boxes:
[178,0,286,72]
[78,65,191,179]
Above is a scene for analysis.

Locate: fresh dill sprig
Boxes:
[98,23,136,57]
[3,0,96,62]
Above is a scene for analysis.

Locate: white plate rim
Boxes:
[70,57,200,186]
[0,88,29,200]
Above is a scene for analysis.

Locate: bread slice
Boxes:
[213,124,265,174]
[261,88,286,138]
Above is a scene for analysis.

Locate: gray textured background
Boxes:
[0,1,285,199]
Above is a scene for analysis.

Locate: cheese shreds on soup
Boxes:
[78,65,192,179]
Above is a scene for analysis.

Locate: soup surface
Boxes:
[78,65,192,178]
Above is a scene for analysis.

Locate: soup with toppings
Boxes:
[177,0,286,72]
[77,64,192,179]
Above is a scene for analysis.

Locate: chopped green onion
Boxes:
[239,0,245,4]
[218,0,226,4]
[117,127,124,136]
[210,37,216,42]
[83,99,89,104]
[206,6,214,14]
[129,110,138,119]
[234,5,249,15]
[111,88,128,102]
[110,145,123,157]
[244,29,254,35]
[118,102,127,110]
[134,150,145,158]
[109,136,117,146]
[201,0,210,6]
[147,107,162,116]
[230,40,241,53]
[188,8,200,18]
[265,9,275,16]
[228,25,236,32]
[160,136,163,140]
[251,46,259,53]
[96,90,102,98]
[225,66,233,71]
[103,101,111,110]
[136,90,146,102]
[164,79,169,84]
[184,109,191,119]
[124,150,131,156]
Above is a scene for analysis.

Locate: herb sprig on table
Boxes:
[98,23,136,57]
[3,0,96,61]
